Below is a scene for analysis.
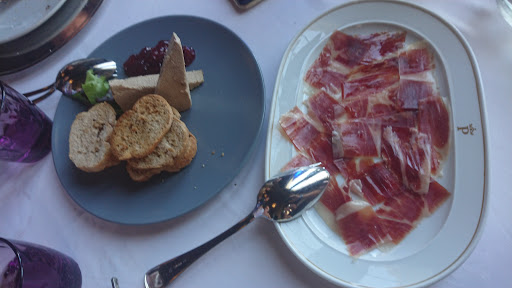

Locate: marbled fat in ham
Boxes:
[341,86,401,119]
[398,44,435,75]
[423,180,451,215]
[381,127,432,194]
[304,31,405,96]
[305,90,345,131]
[331,120,381,158]
[280,154,313,172]
[343,57,400,99]
[334,157,375,180]
[279,107,337,173]
[418,96,451,150]
[321,178,352,213]
[395,79,437,110]
[335,201,391,257]
[347,162,404,205]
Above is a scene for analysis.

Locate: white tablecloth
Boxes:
[1,0,510,287]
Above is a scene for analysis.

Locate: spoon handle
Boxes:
[23,83,55,97]
[144,209,260,288]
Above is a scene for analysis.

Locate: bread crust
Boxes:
[126,131,197,181]
[127,117,189,169]
[109,94,173,160]
[69,103,119,172]
[167,132,197,171]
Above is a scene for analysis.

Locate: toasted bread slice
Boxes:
[110,71,202,112]
[156,33,192,112]
[109,94,173,160]
[69,103,119,172]
[164,132,197,172]
[126,165,161,182]
[127,117,189,169]
[126,131,197,181]
[171,106,181,119]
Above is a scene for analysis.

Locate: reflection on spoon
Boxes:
[144,163,330,288]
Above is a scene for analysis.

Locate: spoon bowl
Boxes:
[144,164,330,288]
[56,58,117,96]
[256,164,330,222]
[24,58,117,104]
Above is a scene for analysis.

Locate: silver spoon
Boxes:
[24,58,117,104]
[144,164,330,288]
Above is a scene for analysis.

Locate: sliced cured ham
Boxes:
[321,178,352,213]
[360,31,406,64]
[279,107,337,173]
[280,107,322,150]
[304,67,346,96]
[330,31,370,68]
[377,219,413,245]
[331,112,417,161]
[279,30,453,257]
[381,127,432,194]
[430,148,443,176]
[335,201,390,257]
[348,162,403,205]
[376,190,425,225]
[305,90,344,131]
[341,86,401,119]
[343,57,400,99]
[398,44,435,75]
[334,157,375,180]
[304,31,405,95]
[280,154,313,172]
[331,31,405,67]
[423,180,451,215]
[418,96,451,151]
[332,120,381,158]
[394,79,437,110]
[374,185,426,244]
[346,111,417,128]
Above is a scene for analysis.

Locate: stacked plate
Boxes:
[0,0,103,76]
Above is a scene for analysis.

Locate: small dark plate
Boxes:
[52,16,265,225]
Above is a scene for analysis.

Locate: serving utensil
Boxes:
[144,164,330,288]
[24,58,117,104]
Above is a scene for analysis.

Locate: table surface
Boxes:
[1,0,510,287]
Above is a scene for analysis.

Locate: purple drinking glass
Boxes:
[0,238,82,288]
[0,81,52,163]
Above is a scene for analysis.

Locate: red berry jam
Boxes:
[182,46,196,67]
[123,40,196,77]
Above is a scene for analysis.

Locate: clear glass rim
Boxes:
[0,238,23,288]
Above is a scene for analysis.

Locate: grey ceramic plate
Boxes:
[52,16,265,225]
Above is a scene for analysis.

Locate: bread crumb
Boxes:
[221,152,225,157]
[211,150,215,155]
